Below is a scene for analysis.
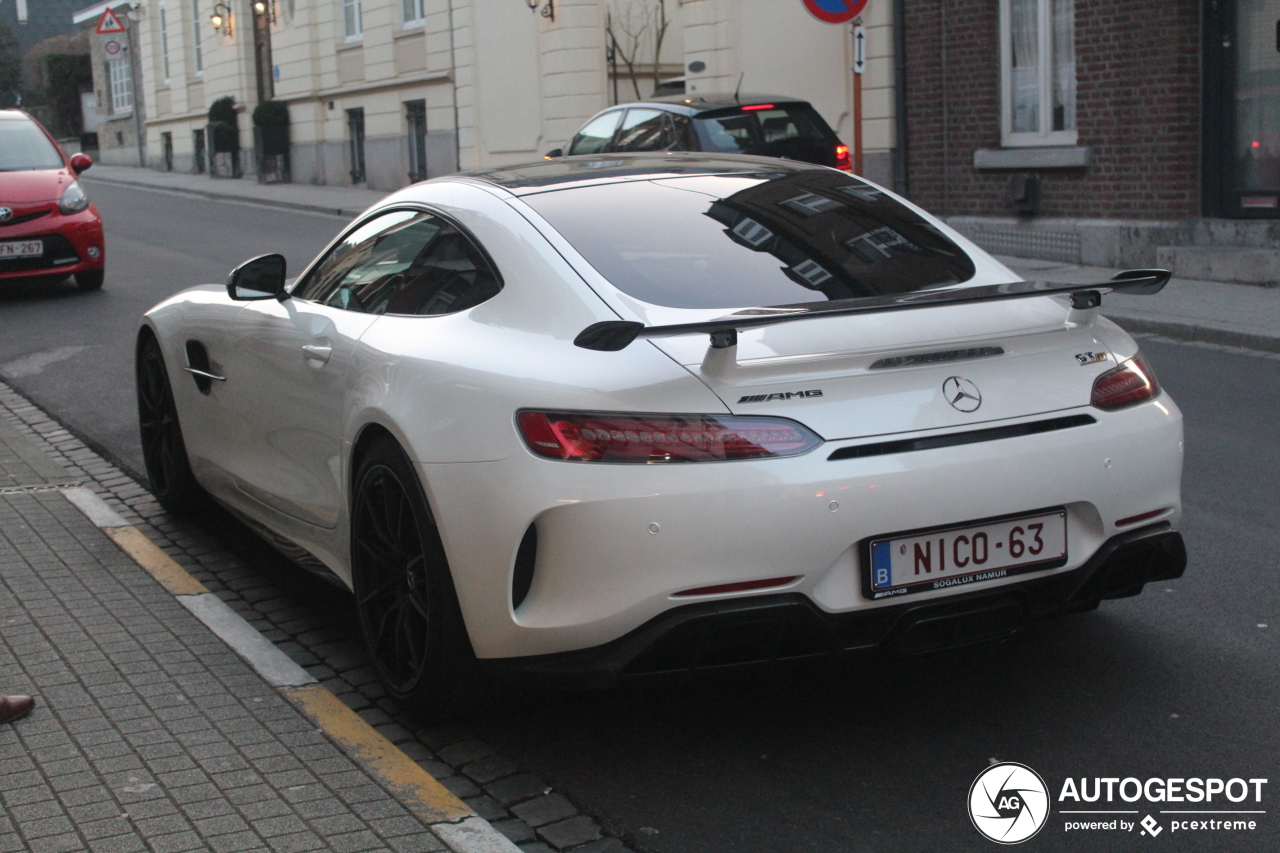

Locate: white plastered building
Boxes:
[77,0,899,190]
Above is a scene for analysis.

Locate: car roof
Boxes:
[458,152,826,195]
[0,110,36,122]
[596,94,810,117]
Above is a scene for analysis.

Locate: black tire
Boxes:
[136,335,207,515]
[351,436,490,720]
[75,269,105,291]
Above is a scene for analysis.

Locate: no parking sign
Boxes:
[802,0,867,24]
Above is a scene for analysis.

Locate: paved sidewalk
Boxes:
[0,415,517,853]
[81,165,388,219]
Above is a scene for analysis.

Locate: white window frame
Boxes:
[109,58,133,114]
[999,0,1078,148]
[343,0,363,40]
[158,1,171,83]
[402,0,424,28]
[191,0,203,75]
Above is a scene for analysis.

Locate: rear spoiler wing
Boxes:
[573,269,1171,352]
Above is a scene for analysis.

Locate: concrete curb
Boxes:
[59,485,522,853]
[1106,314,1280,355]
[81,174,380,218]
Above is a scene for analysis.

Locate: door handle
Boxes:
[302,345,333,365]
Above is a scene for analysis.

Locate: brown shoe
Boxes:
[0,695,35,724]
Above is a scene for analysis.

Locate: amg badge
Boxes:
[1075,351,1109,366]
[737,390,824,404]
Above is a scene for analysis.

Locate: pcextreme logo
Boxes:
[969,764,1269,844]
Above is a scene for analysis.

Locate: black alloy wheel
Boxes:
[351,436,488,719]
[136,336,206,515]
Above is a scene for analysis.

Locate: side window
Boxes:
[568,111,623,155]
[613,109,671,152]
[294,209,501,316]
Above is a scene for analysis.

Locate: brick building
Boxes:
[899,0,1280,281]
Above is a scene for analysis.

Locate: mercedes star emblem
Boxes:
[943,376,982,412]
[0,207,12,222]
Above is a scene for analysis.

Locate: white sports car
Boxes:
[137,154,1185,716]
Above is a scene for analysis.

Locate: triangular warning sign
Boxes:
[96,8,126,34]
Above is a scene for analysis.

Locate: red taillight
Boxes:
[1091,352,1161,411]
[835,144,852,172]
[516,411,823,463]
[741,104,776,111]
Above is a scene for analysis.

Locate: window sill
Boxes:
[974,147,1091,170]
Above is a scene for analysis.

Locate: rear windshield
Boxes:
[523,169,976,310]
[0,119,64,171]
[694,104,832,153]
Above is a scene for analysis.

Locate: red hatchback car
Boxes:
[0,110,105,291]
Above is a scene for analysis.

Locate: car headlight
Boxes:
[59,181,90,214]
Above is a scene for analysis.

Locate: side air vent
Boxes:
[869,346,1005,370]
[828,414,1096,461]
[511,523,538,611]
[185,340,213,395]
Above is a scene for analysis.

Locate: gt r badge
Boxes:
[1075,351,1109,366]
[942,376,982,412]
[0,208,12,222]
[737,390,824,404]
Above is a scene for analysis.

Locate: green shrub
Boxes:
[252,99,289,127]
[208,97,239,153]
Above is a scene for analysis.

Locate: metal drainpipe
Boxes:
[447,0,460,173]
[940,0,949,218]
[892,0,908,196]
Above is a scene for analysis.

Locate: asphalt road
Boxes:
[1,183,1276,852]
[0,179,342,476]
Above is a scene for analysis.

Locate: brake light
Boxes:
[517,411,822,463]
[741,104,775,111]
[835,144,852,172]
[1091,352,1161,411]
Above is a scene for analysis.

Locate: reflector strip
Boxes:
[1115,508,1168,527]
[673,576,799,597]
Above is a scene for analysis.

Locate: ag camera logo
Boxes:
[969,762,1050,844]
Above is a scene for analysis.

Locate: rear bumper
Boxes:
[486,523,1186,688]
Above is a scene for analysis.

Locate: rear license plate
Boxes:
[866,509,1067,599]
[0,240,43,259]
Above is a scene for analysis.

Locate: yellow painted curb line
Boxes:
[105,525,209,595]
[99,517,474,826]
[285,684,472,824]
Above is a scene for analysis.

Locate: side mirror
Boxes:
[227,254,288,301]
[544,148,563,159]
[69,152,93,174]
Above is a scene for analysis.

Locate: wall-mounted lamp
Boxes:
[210,3,231,34]
[523,0,553,21]
[252,0,275,24]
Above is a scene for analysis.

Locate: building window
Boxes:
[192,0,203,74]
[159,2,171,83]
[1000,0,1077,147]
[343,0,363,39]
[347,108,366,183]
[109,59,133,114]
[406,100,427,182]
[402,0,424,26]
